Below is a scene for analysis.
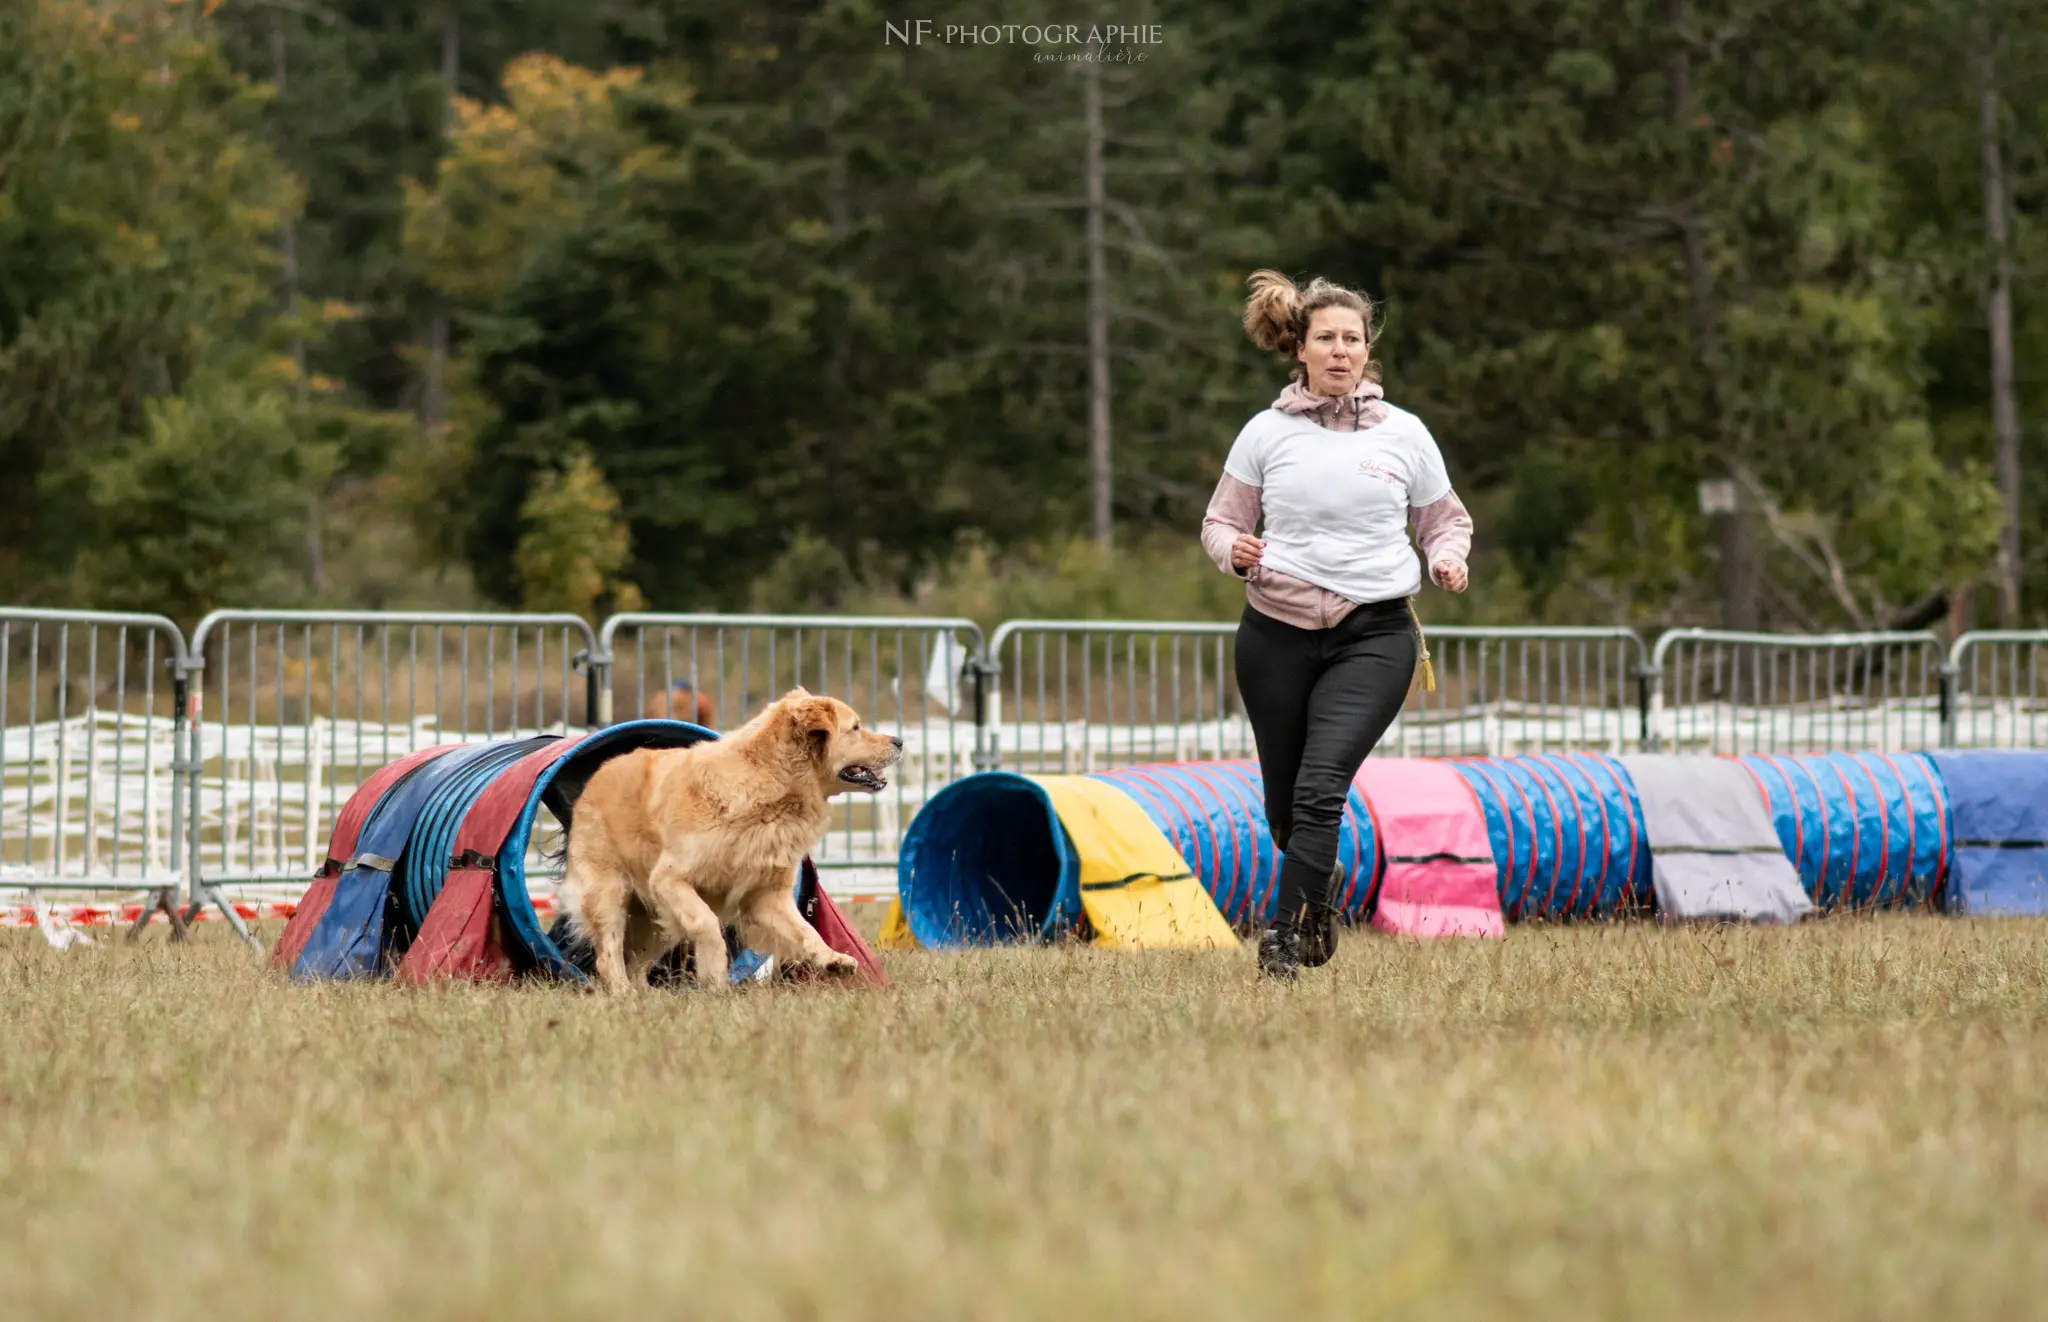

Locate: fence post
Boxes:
[970,648,999,773]
[1638,663,1654,757]
[1939,655,1958,748]
[1638,651,1662,753]
[581,643,613,731]
[152,655,194,941]
[178,653,203,918]
[170,644,258,949]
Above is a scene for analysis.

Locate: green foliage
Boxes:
[0,0,298,601]
[1498,448,1593,606]
[70,371,334,620]
[512,445,642,621]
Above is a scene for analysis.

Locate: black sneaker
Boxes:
[1299,906,1339,968]
[1257,924,1302,981]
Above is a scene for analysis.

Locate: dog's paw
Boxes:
[783,949,860,983]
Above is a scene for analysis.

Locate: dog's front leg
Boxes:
[644,857,729,992]
[740,883,858,975]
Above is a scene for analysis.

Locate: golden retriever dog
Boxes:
[558,687,901,993]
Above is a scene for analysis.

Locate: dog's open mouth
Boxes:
[838,764,889,793]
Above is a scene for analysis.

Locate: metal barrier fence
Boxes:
[981,620,1650,773]
[983,620,1243,774]
[1645,629,1949,753]
[1390,626,1648,755]
[20,608,2048,927]
[0,609,195,935]
[594,613,986,894]
[1946,631,2048,748]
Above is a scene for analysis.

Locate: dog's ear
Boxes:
[782,694,837,758]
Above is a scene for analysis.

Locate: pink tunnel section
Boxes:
[1355,758,1504,939]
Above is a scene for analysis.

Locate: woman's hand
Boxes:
[1431,559,1468,593]
[1230,534,1265,574]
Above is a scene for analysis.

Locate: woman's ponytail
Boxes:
[1243,269,1305,357]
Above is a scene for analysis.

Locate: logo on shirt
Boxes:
[1356,460,1403,487]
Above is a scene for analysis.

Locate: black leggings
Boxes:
[1234,598,1418,924]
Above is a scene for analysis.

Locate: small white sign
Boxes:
[1698,478,1738,515]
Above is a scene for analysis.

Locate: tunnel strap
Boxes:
[1385,852,1491,866]
[1080,870,1197,892]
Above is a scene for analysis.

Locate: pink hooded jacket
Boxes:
[1201,378,1472,630]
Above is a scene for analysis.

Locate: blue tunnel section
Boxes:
[1452,754,1650,920]
[396,735,560,935]
[895,772,1082,948]
[1923,750,2048,915]
[1736,752,1948,910]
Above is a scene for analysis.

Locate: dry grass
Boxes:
[3,915,2046,1321]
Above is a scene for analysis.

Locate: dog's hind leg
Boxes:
[576,883,639,995]
[643,858,729,992]
[563,830,637,995]
[622,897,678,986]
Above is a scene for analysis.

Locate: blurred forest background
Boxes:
[1,0,2043,634]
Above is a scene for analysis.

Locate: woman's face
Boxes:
[1296,306,1368,395]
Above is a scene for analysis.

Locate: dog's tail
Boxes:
[538,806,571,872]
[542,815,587,972]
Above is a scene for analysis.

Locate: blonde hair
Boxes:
[1242,269,1380,383]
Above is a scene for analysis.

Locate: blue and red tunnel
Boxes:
[275,720,887,985]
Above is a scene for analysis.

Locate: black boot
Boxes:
[1298,862,1343,968]
[1299,907,1340,968]
[1257,918,1303,981]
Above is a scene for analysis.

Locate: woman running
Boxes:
[1201,270,1473,979]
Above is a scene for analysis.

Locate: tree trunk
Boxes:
[422,6,460,433]
[1667,0,1755,631]
[1978,29,2023,625]
[1947,583,1973,643]
[1083,46,1113,548]
[823,81,852,583]
[274,11,324,594]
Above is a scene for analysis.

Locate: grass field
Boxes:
[3,915,2046,1321]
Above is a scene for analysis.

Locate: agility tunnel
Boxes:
[891,749,2018,946]
[890,762,1365,948]
[277,719,887,988]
